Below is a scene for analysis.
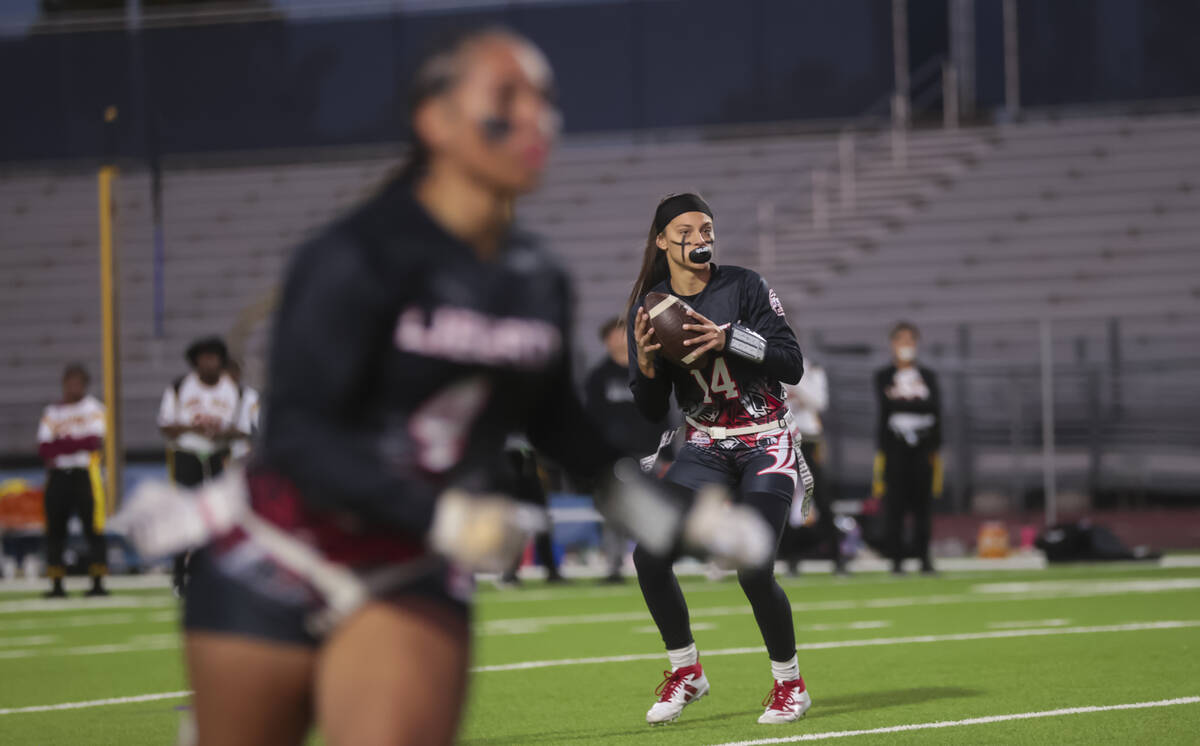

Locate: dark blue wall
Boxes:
[1,0,895,161]
[3,0,1198,162]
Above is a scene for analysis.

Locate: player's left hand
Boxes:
[111,469,248,559]
[681,308,727,356]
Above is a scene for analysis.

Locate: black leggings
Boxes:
[44,468,107,576]
[634,447,797,662]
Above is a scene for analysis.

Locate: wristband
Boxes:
[727,324,767,363]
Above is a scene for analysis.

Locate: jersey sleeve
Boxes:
[37,411,52,445]
[261,231,440,535]
[727,272,804,384]
[626,302,673,422]
[85,400,106,440]
[236,389,259,437]
[156,387,177,428]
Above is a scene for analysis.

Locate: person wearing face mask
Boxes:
[873,322,942,575]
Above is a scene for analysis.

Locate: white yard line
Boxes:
[0,635,56,647]
[0,634,178,660]
[3,623,1197,715]
[707,696,1200,745]
[0,596,176,615]
[0,691,191,716]
[988,618,1071,629]
[0,610,176,632]
[478,577,1200,633]
[972,578,1200,594]
[469,620,1200,672]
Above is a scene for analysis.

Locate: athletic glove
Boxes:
[598,459,774,568]
[871,452,886,498]
[683,485,776,568]
[428,489,547,573]
[110,469,248,560]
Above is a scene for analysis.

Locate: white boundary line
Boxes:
[0,691,191,716]
[707,696,1200,745]
[3,623,1197,716]
[477,578,1200,634]
[469,620,1200,672]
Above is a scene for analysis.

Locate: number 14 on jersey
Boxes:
[690,357,740,404]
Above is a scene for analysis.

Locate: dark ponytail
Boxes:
[625,212,670,320]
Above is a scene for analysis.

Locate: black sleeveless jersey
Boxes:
[258,179,618,535]
[626,264,804,449]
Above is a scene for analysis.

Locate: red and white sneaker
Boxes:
[758,677,811,724]
[646,663,710,724]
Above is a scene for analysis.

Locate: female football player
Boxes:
[627,193,814,725]
[114,30,772,746]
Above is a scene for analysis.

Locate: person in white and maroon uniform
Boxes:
[158,337,242,591]
[627,193,815,725]
[37,364,108,598]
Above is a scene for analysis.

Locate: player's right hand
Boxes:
[429,490,547,573]
[634,306,662,378]
[111,469,248,560]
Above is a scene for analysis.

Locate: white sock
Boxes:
[771,654,800,683]
[667,643,698,670]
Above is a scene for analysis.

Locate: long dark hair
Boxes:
[625,211,670,320]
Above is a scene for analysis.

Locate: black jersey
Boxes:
[626,264,803,450]
[584,357,664,458]
[258,179,618,537]
[874,364,942,454]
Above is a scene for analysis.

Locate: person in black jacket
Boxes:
[584,317,667,582]
[873,321,942,575]
[627,193,814,726]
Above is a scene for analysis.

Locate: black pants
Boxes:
[44,468,107,577]
[171,450,226,588]
[171,450,226,488]
[633,443,797,662]
[883,448,934,569]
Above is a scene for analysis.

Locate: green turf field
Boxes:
[1,562,1199,744]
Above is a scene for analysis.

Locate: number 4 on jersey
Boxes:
[690,357,740,404]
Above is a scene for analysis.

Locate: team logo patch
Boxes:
[768,288,786,317]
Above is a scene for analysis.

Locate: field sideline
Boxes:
[0,561,1198,744]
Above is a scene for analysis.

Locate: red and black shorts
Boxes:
[183,468,471,648]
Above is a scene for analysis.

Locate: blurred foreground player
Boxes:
[873,322,942,575]
[114,29,773,746]
[37,364,108,597]
[627,193,815,725]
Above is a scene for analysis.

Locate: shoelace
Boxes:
[762,681,799,710]
[655,669,690,702]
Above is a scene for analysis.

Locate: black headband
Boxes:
[654,194,712,234]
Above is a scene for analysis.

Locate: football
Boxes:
[644,291,710,370]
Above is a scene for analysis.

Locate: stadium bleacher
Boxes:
[1,113,1198,478]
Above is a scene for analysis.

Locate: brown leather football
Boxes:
[644,291,710,370]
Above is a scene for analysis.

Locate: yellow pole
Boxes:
[98,160,122,513]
